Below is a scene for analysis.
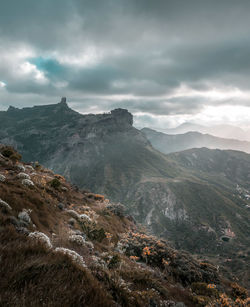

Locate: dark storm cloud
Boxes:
[1,0,250,123]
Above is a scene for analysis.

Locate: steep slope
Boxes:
[141,127,250,154]
[0,100,249,286]
[0,99,180,203]
[2,146,249,306]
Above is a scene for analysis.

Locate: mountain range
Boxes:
[158,123,250,142]
[0,99,249,286]
[141,127,250,154]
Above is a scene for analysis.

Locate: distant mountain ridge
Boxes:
[141,127,250,154]
[0,99,249,286]
[158,122,250,141]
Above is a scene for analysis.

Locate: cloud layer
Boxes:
[1,0,250,128]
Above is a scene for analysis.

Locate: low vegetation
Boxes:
[0,147,249,306]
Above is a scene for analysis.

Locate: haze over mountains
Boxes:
[157,123,250,142]
[0,99,249,287]
[142,128,250,155]
[2,0,250,303]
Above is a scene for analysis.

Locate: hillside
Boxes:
[2,146,249,306]
[0,99,249,287]
[141,128,250,154]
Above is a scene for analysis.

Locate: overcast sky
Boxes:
[0,0,250,129]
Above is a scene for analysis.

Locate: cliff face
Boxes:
[0,98,174,193]
[0,99,135,164]
[0,100,250,287]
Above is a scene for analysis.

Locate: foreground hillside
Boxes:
[0,146,249,307]
[141,128,250,154]
[0,100,249,287]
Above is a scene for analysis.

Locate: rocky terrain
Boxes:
[0,145,249,306]
[0,99,249,287]
[141,128,250,154]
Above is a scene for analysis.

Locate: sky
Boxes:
[0,0,250,130]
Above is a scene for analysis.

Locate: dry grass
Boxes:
[0,226,114,307]
[0,151,249,307]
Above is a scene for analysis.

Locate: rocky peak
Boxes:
[60,97,67,104]
[58,97,68,107]
[55,97,70,110]
[7,106,19,113]
[110,108,133,126]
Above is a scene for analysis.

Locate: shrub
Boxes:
[0,174,6,182]
[67,209,80,220]
[58,202,65,210]
[85,241,94,250]
[0,146,22,161]
[17,172,31,180]
[192,295,211,306]
[69,234,86,246]
[28,231,52,249]
[54,247,86,268]
[0,198,12,212]
[88,227,106,242]
[18,209,32,224]
[34,161,42,171]
[49,178,61,189]
[191,282,219,298]
[9,152,22,162]
[108,254,121,269]
[68,218,76,226]
[0,228,113,306]
[21,179,34,187]
[107,203,126,217]
[231,282,247,300]
[16,164,25,172]
[25,165,34,171]
[1,146,14,158]
[80,213,92,223]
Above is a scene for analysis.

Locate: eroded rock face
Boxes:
[128,182,188,224]
[111,108,133,126]
[0,101,135,167]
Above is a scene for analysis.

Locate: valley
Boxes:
[0,100,249,288]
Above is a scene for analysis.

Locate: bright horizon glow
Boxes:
[0,81,6,88]
[133,104,250,130]
[172,84,249,101]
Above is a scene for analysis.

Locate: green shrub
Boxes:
[88,227,106,242]
[192,295,211,306]
[49,178,61,189]
[79,219,106,242]
[9,152,22,162]
[191,282,219,298]
[1,146,22,161]
[34,162,42,171]
[231,282,247,300]
[108,254,121,269]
